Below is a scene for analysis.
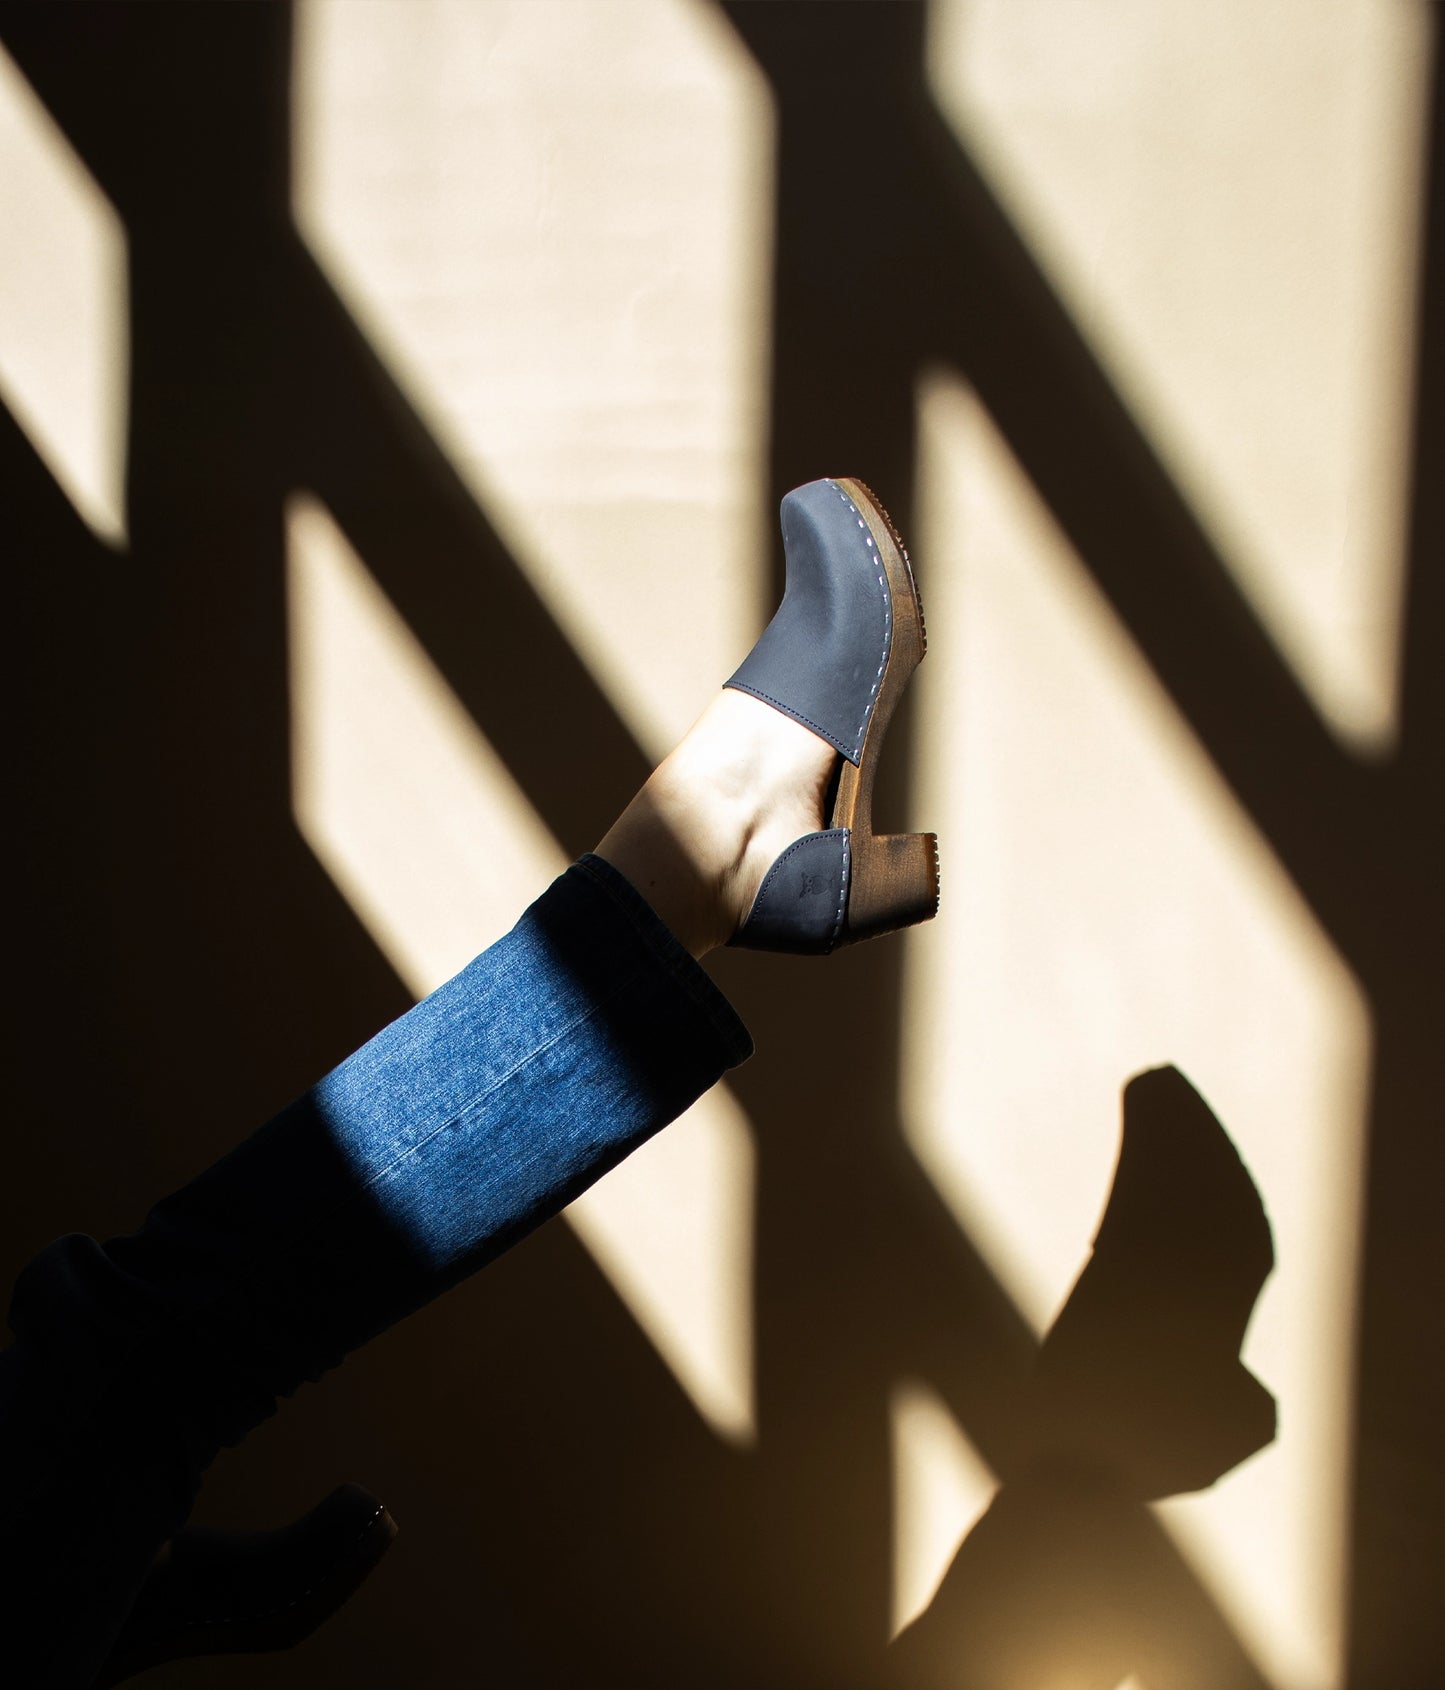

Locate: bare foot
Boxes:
[595,690,835,958]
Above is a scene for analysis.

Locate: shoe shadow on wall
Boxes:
[883,1064,1276,1690]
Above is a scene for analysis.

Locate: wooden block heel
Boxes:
[830,477,936,944]
[846,830,941,944]
[727,476,939,954]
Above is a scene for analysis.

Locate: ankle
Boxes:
[595,692,834,959]
[594,778,727,960]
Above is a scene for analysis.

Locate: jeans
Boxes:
[1,854,752,1687]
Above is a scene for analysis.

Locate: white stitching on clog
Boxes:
[825,479,891,759]
[832,833,850,950]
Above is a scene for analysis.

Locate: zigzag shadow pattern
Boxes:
[721,5,1445,1686]
[2,2,1440,1686]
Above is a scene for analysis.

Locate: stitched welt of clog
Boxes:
[831,832,850,951]
[824,479,891,760]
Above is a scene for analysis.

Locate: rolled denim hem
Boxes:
[573,852,754,1069]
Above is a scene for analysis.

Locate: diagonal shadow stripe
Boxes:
[1342,17,1445,1685]
[902,92,1424,976]
[1396,13,1445,800]
[0,395,114,567]
[281,230,653,863]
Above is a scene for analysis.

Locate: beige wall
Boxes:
[912,8,1427,1687]
[2,4,1435,1688]
[285,6,1425,1685]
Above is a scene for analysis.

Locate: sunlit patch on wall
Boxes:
[902,375,1370,1689]
[889,1378,998,1638]
[927,0,1431,753]
[0,44,127,548]
[292,0,773,763]
[566,1087,756,1446]
[286,492,756,1443]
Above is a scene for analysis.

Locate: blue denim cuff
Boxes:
[573,853,754,1070]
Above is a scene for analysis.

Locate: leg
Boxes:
[1,684,835,1689]
[1,477,931,1687]
[1,852,746,1688]
[597,688,836,957]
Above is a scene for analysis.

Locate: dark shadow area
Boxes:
[2,1,1440,1686]
[1343,18,1445,1690]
